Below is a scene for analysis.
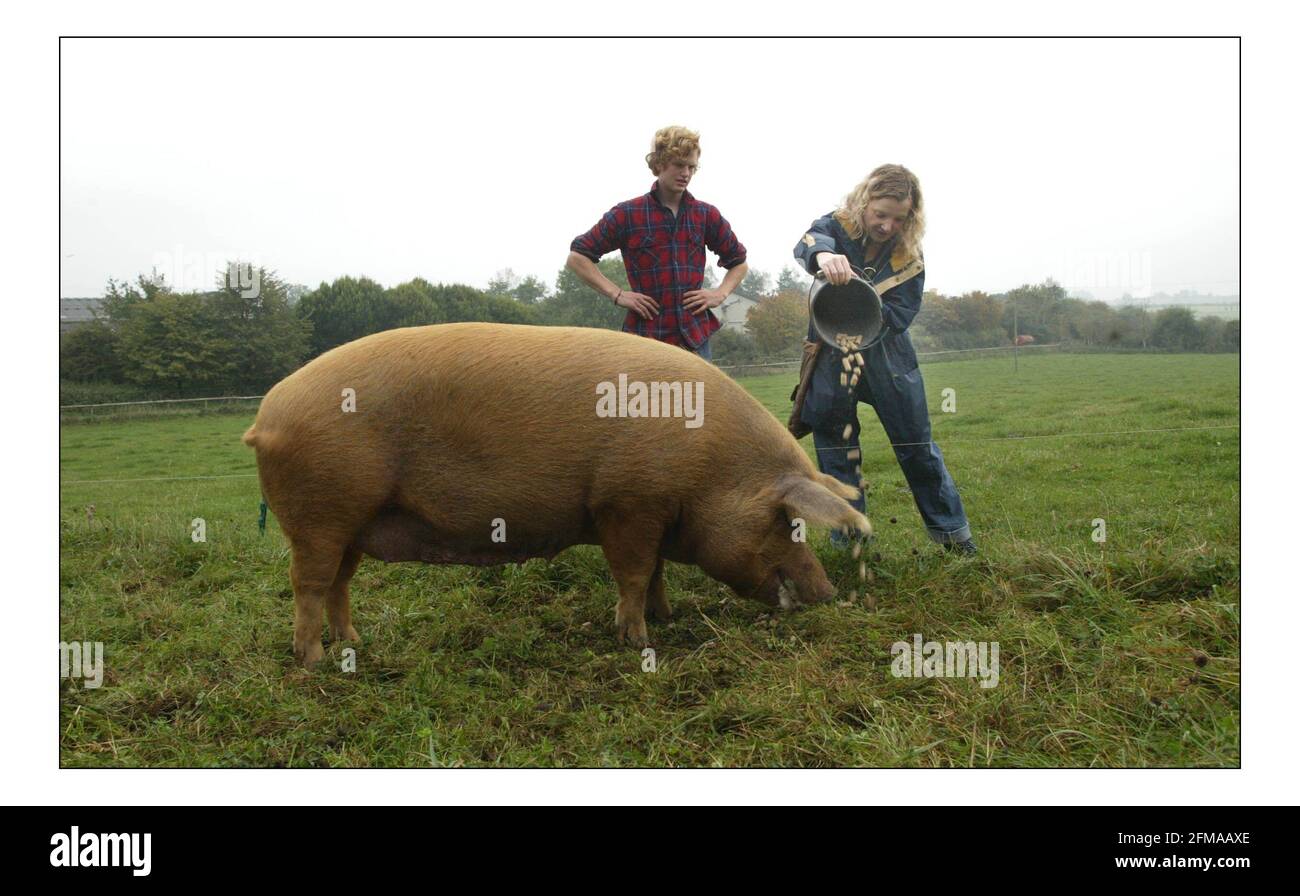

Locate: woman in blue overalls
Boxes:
[792,164,975,554]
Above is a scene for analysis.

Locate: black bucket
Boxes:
[808,268,884,352]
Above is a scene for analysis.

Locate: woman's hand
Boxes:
[615,289,660,319]
[816,252,853,285]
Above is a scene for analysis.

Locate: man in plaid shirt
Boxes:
[566,125,749,360]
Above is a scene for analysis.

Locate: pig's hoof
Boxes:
[616,614,649,649]
[646,599,673,622]
[294,638,325,667]
[330,623,360,642]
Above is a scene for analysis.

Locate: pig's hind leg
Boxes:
[595,511,665,648]
[289,537,350,667]
[326,546,364,644]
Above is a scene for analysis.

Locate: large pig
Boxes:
[243,323,869,665]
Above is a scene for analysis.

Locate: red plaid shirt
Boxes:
[570,182,747,349]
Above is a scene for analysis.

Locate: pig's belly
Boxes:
[350,505,594,566]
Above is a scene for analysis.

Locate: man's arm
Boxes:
[567,207,659,319]
[565,252,660,320]
[565,251,621,302]
[684,206,749,314]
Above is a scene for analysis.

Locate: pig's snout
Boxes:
[775,564,836,611]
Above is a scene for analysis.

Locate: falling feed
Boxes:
[832,336,872,609]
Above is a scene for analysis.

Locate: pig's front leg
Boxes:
[646,556,672,622]
[326,546,364,643]
[595,511,665,648]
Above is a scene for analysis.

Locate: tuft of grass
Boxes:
[60,353,1239,767]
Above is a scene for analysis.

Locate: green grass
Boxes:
[59,352,1240,767]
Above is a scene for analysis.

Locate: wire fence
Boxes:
[59,343,1067,421]
[715,342,1063,376]
[59,394,266,423]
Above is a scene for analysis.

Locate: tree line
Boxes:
[734,278,1238,364]
[60,262,1238,402]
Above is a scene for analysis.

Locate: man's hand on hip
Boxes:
[616,290,660,319]
[683,288,727,314]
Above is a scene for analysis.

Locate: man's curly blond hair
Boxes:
[646,126,701,175]
[834,164,925,263]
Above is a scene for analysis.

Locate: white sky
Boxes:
[59,37,1239,301]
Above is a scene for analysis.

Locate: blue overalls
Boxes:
[794,213,972,545]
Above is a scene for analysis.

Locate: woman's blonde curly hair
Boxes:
[645,125,701,175]
[834,164,925,263]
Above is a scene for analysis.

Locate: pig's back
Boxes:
[250,323,810,524]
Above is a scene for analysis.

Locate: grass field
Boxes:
[59,351,1240,767]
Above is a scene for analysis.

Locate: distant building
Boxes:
[60,297,105,334]
[714,292,760,334]
[1171,302,1239,321]
[1119,294,1239,322]
[1133,302,1240,322]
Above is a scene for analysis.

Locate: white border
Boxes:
[10,2,1296,805]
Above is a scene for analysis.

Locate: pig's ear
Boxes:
[776,474,872,537]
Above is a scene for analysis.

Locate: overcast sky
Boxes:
[59,37,1239,302]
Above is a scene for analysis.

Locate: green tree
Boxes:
[1002,279,1068,342]
[744,290,806,358]
[420,280,534,324]
[99,272,169,326]
[513,275,550,305]
[486,269,518,297]
[383,278,447,329]
[296,276,389,355]
[536,258,629,329]
[109,264,310,396]
[487,269,550,305]
[1151,306,1200,350]
[115,291,226,397]
[740,267,773,299]
[1117,304,1154,349]
[709,328,763,365]
[60,321,123,382]
[776,265,812,295]
[205,264,311,391]
[1223,318,1240,351]
[1196,315,1227,352]
[915,289,961,340]
[953,290,1004,334]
